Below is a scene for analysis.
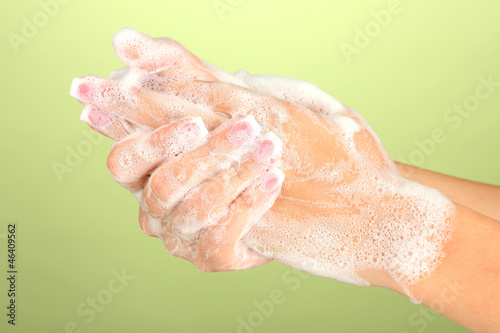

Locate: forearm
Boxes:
[408,204,500,332]
[395,162,500,221]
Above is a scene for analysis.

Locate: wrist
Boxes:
[405,204,500,332]
[358,181,457,297]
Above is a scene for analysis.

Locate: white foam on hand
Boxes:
[71,29,456,296]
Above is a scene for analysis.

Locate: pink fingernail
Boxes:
[227,115,261,146]
[265,177,279,191]
[179,117,208,143]
[70,77,95,101]
[261,168,285,193]
[79,83,89,94]
[87,108,113,127]
[252,132,283,163]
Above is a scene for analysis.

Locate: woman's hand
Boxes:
[109,114,285,271]
[70,29,456,294]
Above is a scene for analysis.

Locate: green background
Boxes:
[1,0,499,332]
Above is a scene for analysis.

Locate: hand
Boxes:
[113,114,286,271]
[71,28,357,138]
[70,29,456,294]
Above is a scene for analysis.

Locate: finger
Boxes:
[111,28,216,81]
[107,117,209,191]
[69,75,225,129]
[192,168,285,272]
[170,79,295,127]
[139,207,158,237]
[80,106,142,141]
[166,132,283,242]
[141,115,262,222]
[111,29,247,92]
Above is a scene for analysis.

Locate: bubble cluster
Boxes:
[233,71,456,292]
[72,28,456,294]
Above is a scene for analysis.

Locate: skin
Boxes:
[70,29,500,332]
[410,204,500,333]
[366,165,500,332]
[395,162,500,221]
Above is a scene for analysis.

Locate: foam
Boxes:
[109,117,209,185]
[72,29,456,296]
[234,70,346,115]
[225,71,456,293]
[69,77,87,101]
[109,65,130,80]
[112,28,180,73]
[252,131,283,165]
[259,168,286,193]
[226,114,262,146]
[142,127,285,246]
[123,60,454,293]
[232,70,398,173]
[79,105,91,123]
[202,59,249,88]
[234,168,285,243]
[141,117,263,223]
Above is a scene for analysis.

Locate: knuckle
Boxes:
[170,203,200,240]
[106,144,123,177]
[194,253,223,273]
[164,241,179,257]
[148,170,174,202]
[164,237,189,259]
[186,195,207,221]
[198,180,221,205]
[174,197,197,221]
[138,209,157,237]
[171,199,209,239]
[148,172,164,194]
[207,132,232,153]
[187,180,224,222]
[107,142,135,182]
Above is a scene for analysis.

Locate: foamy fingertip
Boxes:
[79,106,91,123]
[69,77,85,100]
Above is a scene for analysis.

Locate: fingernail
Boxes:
[227,115,261,146]
[70,77,95,101]
[260,168,285,193]
[179,117,208,142]
[86,107,113,128]
[252,132,283,164]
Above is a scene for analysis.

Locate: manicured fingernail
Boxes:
[87,108,113,127]
[252,132,283,163]
[70,77,95,101]
[261,168,285,193]
[79,84,89,94]
[227,115,261,146]
[179,117,208,142]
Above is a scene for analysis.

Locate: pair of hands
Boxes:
[70,29,455,291]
